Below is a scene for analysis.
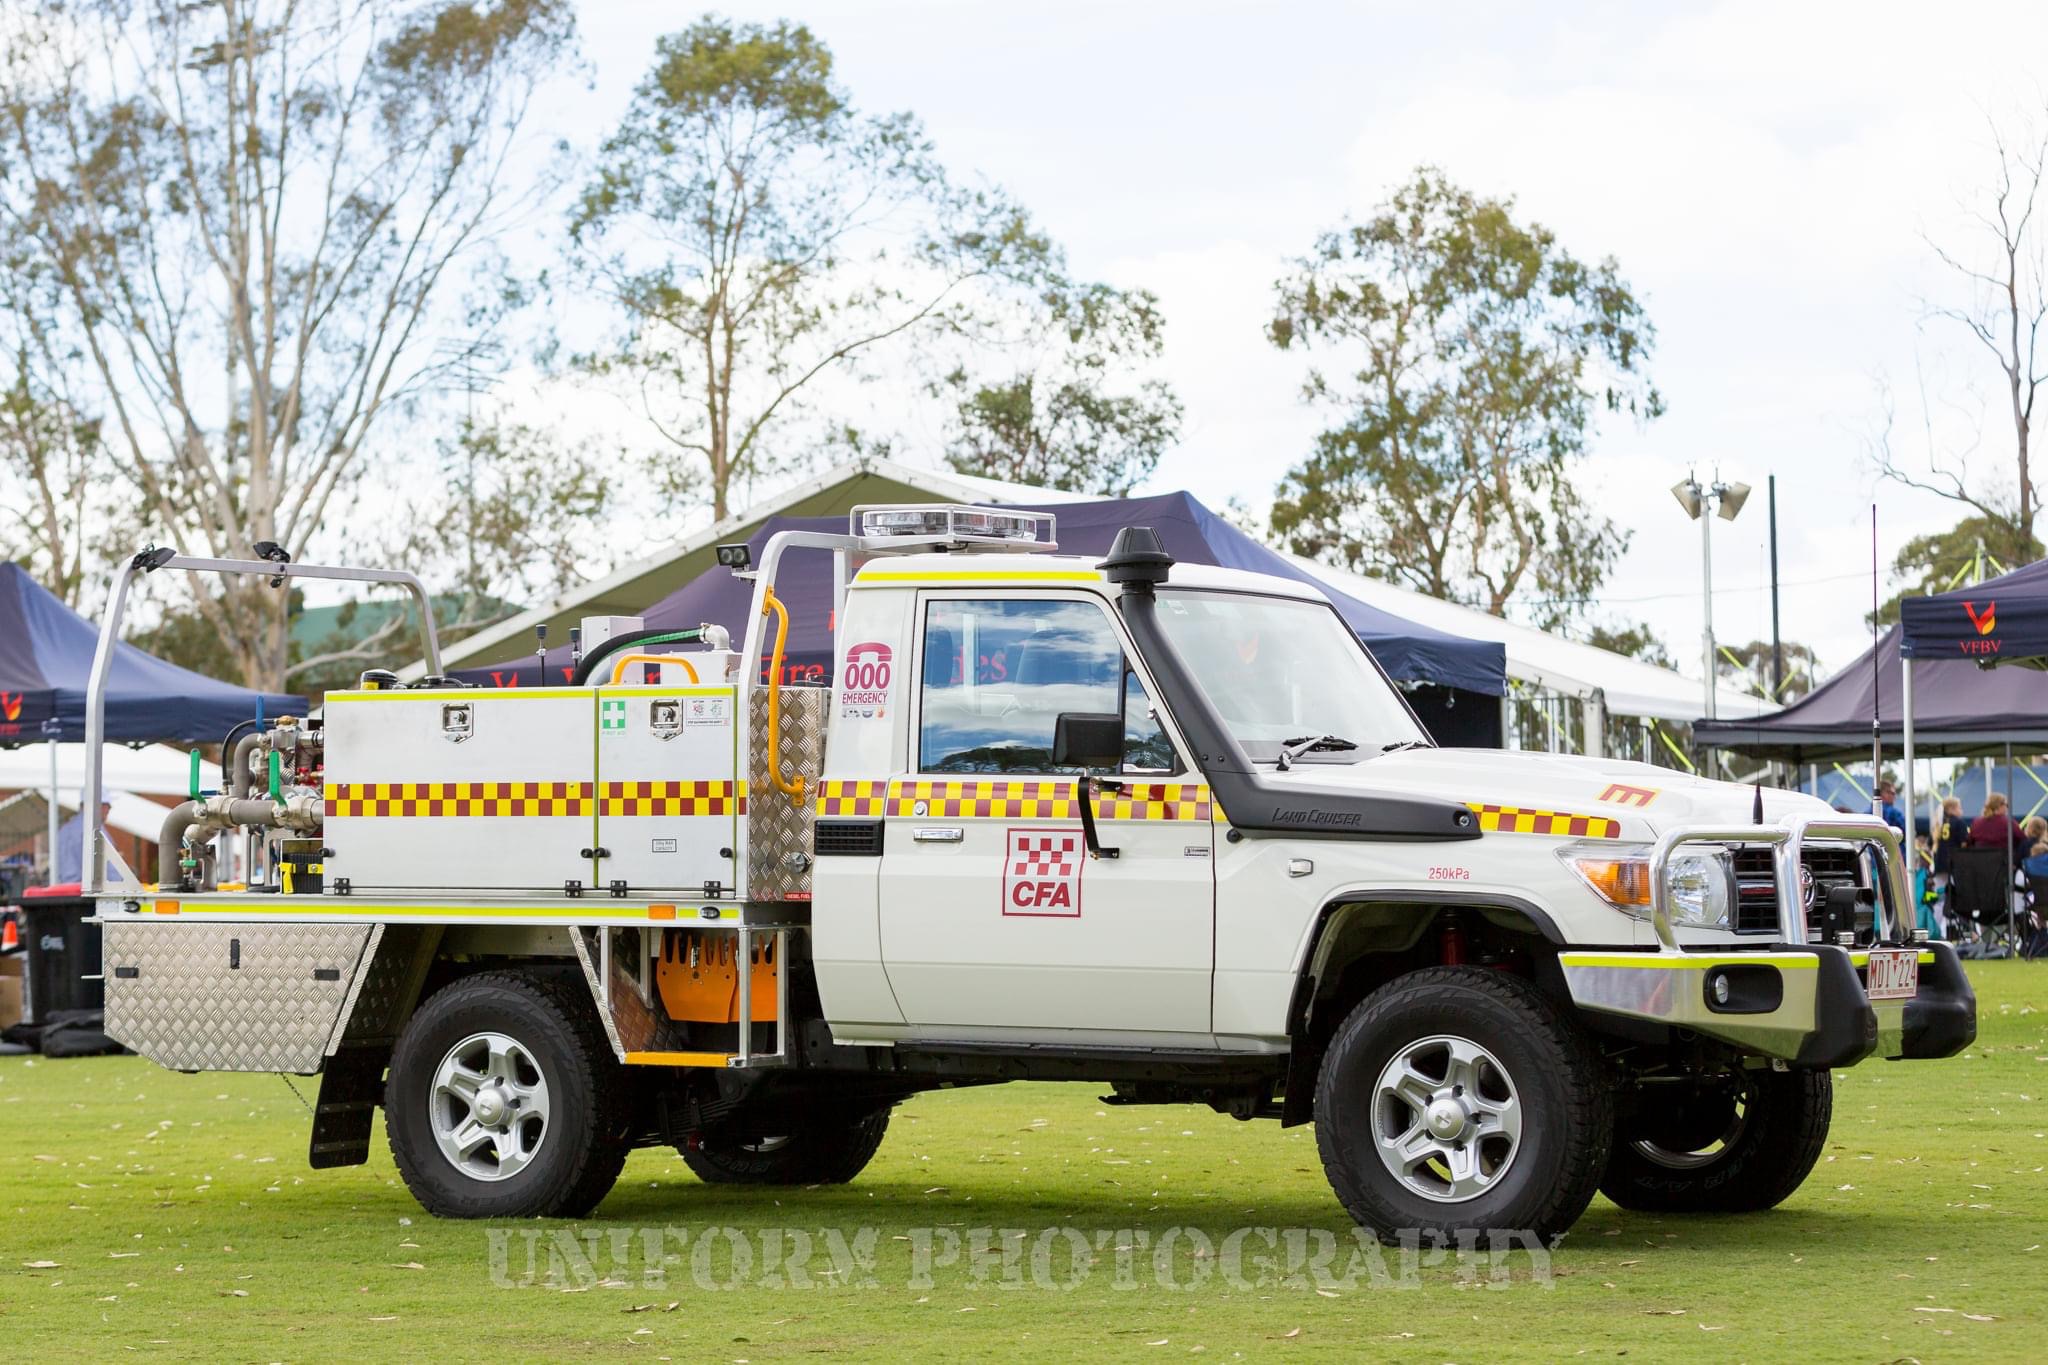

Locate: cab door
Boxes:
[874,591,1215,1042]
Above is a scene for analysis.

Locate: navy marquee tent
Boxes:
[1693,624,2048,760]
[451,491,1508,698]
[0,563,304,744]
[1900,557,2048,666]
[1891,555,2048,834]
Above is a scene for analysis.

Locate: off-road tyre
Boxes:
[1315,966,1614,1243]
[385,970,629,1218]
[1599,1066,1831,1213]
[683,1106,892,1186]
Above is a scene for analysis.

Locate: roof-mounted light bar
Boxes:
[849,504,1057,553]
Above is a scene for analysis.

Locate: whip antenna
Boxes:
[1871,504,1882,817]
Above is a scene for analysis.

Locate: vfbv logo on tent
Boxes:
[1959,600,2000,656]
[0,692,20,722]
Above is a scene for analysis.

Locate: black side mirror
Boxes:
[1053,712,1123,770]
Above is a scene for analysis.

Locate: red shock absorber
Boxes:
[1439,913,1466,967]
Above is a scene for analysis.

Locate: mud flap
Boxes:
[309,1042,386,1169]
[309,924,442,1168]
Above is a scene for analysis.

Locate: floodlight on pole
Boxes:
[1670,479,1704,519]
[1673,471,1748,729]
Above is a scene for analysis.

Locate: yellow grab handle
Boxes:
[762,587,804,802]
[608,652,701,685]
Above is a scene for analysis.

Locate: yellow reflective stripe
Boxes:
[624,1050,734,1067]
[326,688,593,701]
[1850,950,1938,965]
[148,902,699,918]
[851,570,1103,584]
[591,685,733,696]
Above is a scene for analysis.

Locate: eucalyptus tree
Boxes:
[1267,168,1661,628]
[0,0,574,686]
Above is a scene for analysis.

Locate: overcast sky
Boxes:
[552,1,2048,688]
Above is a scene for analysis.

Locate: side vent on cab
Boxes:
[814,820,885,857]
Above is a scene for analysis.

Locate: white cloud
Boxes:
[526,0,2048,683]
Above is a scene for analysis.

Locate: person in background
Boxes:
[2023,817,2048,959]
[2026,816,2048,878]
[1933,796,1970,874]
[51,801,111,886]
[1931,795,1970,937]
[1875,777,1906,839]
[1966,792,2024,851]
[1913,832,1944,940]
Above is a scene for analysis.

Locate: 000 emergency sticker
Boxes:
[839,639,893,720]
[1003,827,1082,917]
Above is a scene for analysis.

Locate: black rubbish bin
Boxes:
[14,894,103,1025]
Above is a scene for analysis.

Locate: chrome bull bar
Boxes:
[1646,814,1907,952]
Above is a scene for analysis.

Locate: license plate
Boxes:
[1865,948,1919,1001]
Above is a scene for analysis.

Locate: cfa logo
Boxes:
[0,692,20,722]
[1002,828,1082,917]
[1597,782,1658,808]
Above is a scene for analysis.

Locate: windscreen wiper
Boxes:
[1379,739,1433,754]
[1275,734,1359,771]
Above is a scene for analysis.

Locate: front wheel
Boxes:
[683,1107,892,1186]
[385,971,629,1219]
[1314,967,1614,1244]
[1600,1067,1831,1212]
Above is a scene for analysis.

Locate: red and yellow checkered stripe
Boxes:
[815,779,892,817]
[599,780,747,817]
[1467,802,1620,838]
[325,781,592,818]
[815,778,1212,822]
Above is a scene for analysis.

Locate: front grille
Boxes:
[1732,846,1778,933]
[1730,844,1871,939]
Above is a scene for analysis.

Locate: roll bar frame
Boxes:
[83,550,442,894]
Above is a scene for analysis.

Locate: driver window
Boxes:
[1123,670,1175,773]
[918,598,1174,775]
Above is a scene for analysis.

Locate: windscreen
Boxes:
[1151,590,1428,762]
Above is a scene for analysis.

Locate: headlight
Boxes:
[1558,842,1734,928]
[1664,850,1735,929]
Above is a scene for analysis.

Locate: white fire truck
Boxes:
[82,509,1975,1240]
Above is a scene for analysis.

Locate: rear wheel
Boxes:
[385,971,629,1218]
[683,1107,892,1186]
[1600,1066,1831,1212]
[1314,967,1614,1243]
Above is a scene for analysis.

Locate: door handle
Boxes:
[912,826,964,844]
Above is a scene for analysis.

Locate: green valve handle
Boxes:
[188,748,201,800]
[269,749,283,803]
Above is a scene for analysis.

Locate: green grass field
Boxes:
[4,961,2045,1361]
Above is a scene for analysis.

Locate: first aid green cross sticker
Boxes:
[600,699,627,733]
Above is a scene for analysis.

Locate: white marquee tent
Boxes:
[1288,555,1771,756]
[0,742,196,800]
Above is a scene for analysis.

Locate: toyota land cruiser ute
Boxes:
[83,506,1976,1241]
